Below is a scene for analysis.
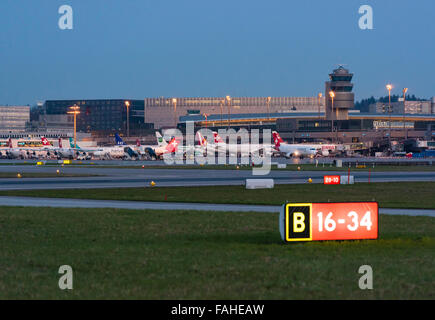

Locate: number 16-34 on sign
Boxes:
[279,202,378,242]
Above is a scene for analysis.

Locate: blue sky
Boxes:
[0,0,434,105]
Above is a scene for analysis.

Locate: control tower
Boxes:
[325,66,354,120]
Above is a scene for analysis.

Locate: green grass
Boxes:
[0,207,433,299]
[0,172,99,179]
[1,182,435,209]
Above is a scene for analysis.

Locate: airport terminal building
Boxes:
[0,105,30,133]
[42,99,149,136]
[37,67,435,144]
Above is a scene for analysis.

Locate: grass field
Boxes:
[1,182,434,209]
[0,172,99,179]
[0,206,433,299]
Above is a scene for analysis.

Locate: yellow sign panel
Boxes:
[285,203,313,242]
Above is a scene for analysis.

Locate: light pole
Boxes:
[403,88,408,140]
[267,96,271,121]
[318,93,322,119]
[220,99,224,126]
[67,104,80,149]
[386,84,393,149]
[172,98,177,128]
[226,95,231,129]
[329,91,335,143]
[203,113,209,128]
[125,101,130,137]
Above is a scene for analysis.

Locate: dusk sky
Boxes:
[0,0,434,106]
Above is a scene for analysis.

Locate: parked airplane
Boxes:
[272,132,317,158]
[155,132,204,159]
[41,137,78,159]
[114,134,142,159]
[272,131,337,157]
[122,132,171,159]
[0,138,24,159]
[68,136,130,160]
[143,136,180,160]
[196,131,272,157]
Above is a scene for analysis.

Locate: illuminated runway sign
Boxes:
[279,202,378,242]
[324,175,340,185]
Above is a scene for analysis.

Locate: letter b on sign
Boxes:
[293,212,305,233]
[286,204,311,241]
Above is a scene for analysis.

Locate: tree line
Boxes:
[355,95,427,112]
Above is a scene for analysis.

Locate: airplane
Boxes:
[114,134,141,160]
[104,133,170,160]
[41,137,78,159]
[67,136,130,160]
[0,138,24,159]
[68,133,168,160]
[272,131,336,157]
[67,138,93,160]
[115,133,159,159]
[196,131,273,158]
[142,136,180,160]
[272,132,318,158]
[155,131,205,159]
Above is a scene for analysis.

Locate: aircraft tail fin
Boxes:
[196,131,207,147]
[213,132,224,143]
[115,133,126,146]
[156,132,167,147]
[69,137,81,149]
[272,131,282,148]
[41,137,52,147]
[165,137,179,153]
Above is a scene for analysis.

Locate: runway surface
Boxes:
[0,196,434,217]
[1,164,435,190]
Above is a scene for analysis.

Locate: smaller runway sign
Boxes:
[324,175,340,185]
[279,202,378,242]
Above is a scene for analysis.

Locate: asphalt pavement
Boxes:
[0,196,434,217]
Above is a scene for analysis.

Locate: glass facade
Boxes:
[44,100,145,133]
[0,106,30,132]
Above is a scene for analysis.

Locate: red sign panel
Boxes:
[324,175,341,185]
[284,202,378,242]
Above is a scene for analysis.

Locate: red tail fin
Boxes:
[165,137,179,153]
[8,138,12,148]
[41,137,51,146]
[58,138,63,149]
[196,132,207,147]
[272,132,281,148]
[213,132,224,143]
[273,131,284,143]
[136,139,141,147]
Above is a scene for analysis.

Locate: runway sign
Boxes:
[279,202,378,242]
[324,175,340,185]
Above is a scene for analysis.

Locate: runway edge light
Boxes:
[280,202,379,242]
